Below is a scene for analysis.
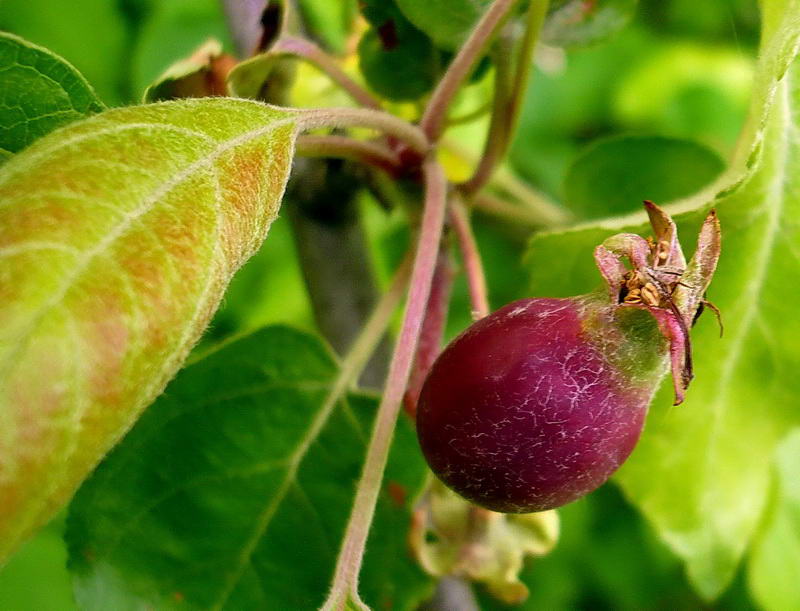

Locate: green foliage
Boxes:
[358,26,442,101]
[131,0,233,99]
[0,518,76,611]
[143,39,231,102]
[0,0,798,608]
[612,43,753,151]
[563,135,724,218]
[0,98,297,564]
[0,0,130,105]
[296,0,358,54]
[0,32,104,161]
[395,0,492,51]
[748,431,800,611]
[526,0,800,598]
[67,326,432,610]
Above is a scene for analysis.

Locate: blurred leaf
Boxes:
[358,25,441,101]
[227,49,285,100]
[0,0,130,105]
[0,32,104,160]
[66,326,433,610]
[394,0,491,51]
[543,0,638,48]
[143,38,236,102]
[131,0,233,99]
[563,135,725,218]
[220,0,268,58]
[748,430,800,611]
[0,98,297,564]
[296,0,357,54]
[525,0,800,598]
[0,518,76,611]
[613,43,753,152]
[510,27,651,195]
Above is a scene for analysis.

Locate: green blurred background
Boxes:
[0,0,767,608]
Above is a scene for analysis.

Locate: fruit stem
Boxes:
[450,195,490,320]
[322,157,449,610]
[274,36,382,109]
[403,243,455,417]
[295,135,402,175]
[419,0,522,142]
[294,107,429,155]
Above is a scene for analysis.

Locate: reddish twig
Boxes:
[450,196,490,320]
[295,135,402,175]
[322,157,449,610]
[275,36,381,108]
[403,244,455,418]
[419,0,521,142]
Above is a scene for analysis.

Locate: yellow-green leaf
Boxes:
[0,97,297,564]
[748,431,800,611]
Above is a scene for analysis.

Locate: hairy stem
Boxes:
[450,197,490,320]
[295,135,402,175]
[460,29,515,198]
[275,36,381,108]
[294,107,429,155]
[461,0,550,195]
[420,0,521,142]
[322,158,449,610]
[403,244,455,417]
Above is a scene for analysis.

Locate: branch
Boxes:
[459,28,515,198]
[461,0,550,195]
[450,196,490,320]
[294,107,429,156]
[420,0,521,142]
[403,244,455,417]
[322,158,449,610]
[274,36,382,108]
[295,135,402,175]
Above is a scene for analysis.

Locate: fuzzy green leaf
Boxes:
[0,98,297,564]
[748,431,800,611]
[0,32,104,160]
[524,0,800,599]
[66,326,433,610]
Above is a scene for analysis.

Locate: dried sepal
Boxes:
[594,201,720,404]
[409,479,559,604]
